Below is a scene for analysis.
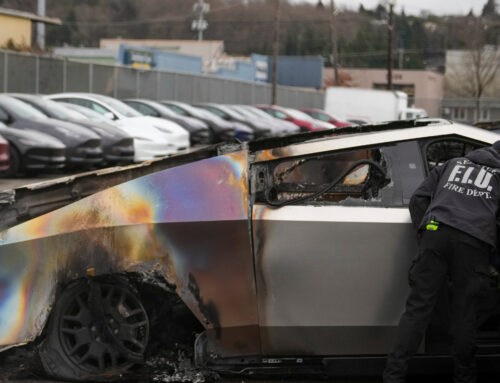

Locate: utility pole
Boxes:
[37,0,46,50]
[387,2,394,90]
[329,0,339,85]
[192,0,209,41]
[271,0,281,105]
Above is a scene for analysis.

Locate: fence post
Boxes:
[3,52,8,92]
[156,70,160,100]
[113,66,118,98]
[173,73,178,100]
[35,55,40,94]
[136,70,140,98]
[88,63,93,93]
[62,58,67,92]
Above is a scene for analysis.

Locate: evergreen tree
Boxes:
[481,0,497,17]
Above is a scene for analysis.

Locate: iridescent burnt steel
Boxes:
[0,150,260,356]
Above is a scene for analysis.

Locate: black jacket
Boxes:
[409,147,500,248]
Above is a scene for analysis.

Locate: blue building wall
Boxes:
[117,44,322,88]
[268,56,324,89]
[118,44,202,74]
[217,61,255,82]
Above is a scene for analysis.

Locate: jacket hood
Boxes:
[466,146,500,169]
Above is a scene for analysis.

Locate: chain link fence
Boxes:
[0,50,325,108]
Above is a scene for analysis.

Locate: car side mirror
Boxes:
[104,112,117,120]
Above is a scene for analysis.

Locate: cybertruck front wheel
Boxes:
[39,278,149,381]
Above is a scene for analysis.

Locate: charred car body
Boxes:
[1,120,500,380]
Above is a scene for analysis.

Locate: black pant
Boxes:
[383,225,491,383]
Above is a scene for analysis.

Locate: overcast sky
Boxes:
[291,0,495,16]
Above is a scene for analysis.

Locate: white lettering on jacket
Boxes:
[444,162,496,199]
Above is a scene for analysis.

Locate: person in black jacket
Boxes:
[383,142,500,383]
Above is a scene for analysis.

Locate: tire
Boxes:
[39,278,149,381]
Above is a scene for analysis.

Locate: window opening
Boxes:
[425,138,484,172]
[260,148,390,206]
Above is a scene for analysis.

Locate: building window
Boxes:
[477,108,490,122]
[452,107,467,121]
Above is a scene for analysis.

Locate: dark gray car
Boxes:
[0,95,102,168]
[0,122,66,176]
[123,99,212,145]
[234,104,301,136]
[11,94,134,165]
[195,103,272,139]
[159,100,236,142]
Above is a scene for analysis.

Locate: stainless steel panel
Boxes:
[252,209,417,355]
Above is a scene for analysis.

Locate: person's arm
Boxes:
[409,163,447,230]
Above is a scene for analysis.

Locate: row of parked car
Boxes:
[0,93,351,177]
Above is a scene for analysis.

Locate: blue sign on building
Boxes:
[117,45,203,74]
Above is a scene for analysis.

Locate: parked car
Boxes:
[0,122,65,176]
[48,93,189,162]
[299,107,351,128]
[0,131,9,172]
[195,103,272,139]
[1,119,500,381]
[123,99,212,145]
[255,104,331,131]
[0,95,102,168]
[11,94,134,165]
[159,100,237,142]
[233,104,301,135]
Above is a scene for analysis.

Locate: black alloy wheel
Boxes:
[40,279,149,381]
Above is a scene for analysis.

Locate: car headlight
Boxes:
[134,136,154,142]
[153,125,172,134]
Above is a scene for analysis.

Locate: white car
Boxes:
[47,93,190,162]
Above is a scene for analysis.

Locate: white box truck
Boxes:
[324,87,427,123]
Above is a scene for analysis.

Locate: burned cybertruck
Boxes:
[1,119,500,380]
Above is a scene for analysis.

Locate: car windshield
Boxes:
[230,105,258,119]
[217,105,245,119]
[61,103,112,123]
[37,97,88,121]
[0,95,48,120]
[192,106,221,120]
[147,101,181,117]
[285,108,315,121]
[243,106,274,119]
[93,95,142,117]
[163,102,207,119]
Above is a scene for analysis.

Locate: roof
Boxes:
[0,7,61,25]
[53,47,116,58]
[252,120,500,163]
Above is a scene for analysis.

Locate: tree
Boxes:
[481,0,497,17]
[446,18,500,120]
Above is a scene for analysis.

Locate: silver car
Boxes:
[0,119,499,380]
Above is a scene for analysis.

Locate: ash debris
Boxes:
[146,350,217,383]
